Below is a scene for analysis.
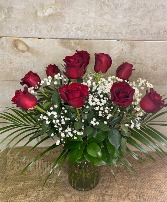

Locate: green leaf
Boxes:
[111,116,123,125]
[43,86,54,92]
[121,131,131,137]
[136,127,166,157]
[96,131,108,142]
[44,150,69,185]
[21,143,58,174]
[106,140,115,157]
[23,136,50,160]
[121,137,127,156]
[87,111,94,122]
[51,91,61,107]
[43,101,52,110]
[130,128,163,157]
[127,147,142,161]
[142,126,167,146]
[5,128,36,148]
[147,110,167,122]
[119,159,136,174]
[0,126,33,145]
[148,123,167,126]
[84,152,106,166]
[68,148,83,163]
[84,126,94,135]
[13,131,45,160]
[0,125,19,134]
[95,122,110,131]
[121,124,129,133]
[7,131,38,155]
[8,108,35,124]
[64,140,83,149]
[127,137,155,161]
[42,121,48,133]
[74,121,83,130]
[86,142,102,158]
[29,130,44,141]
[108,128,121,149]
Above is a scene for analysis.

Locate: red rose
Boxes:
[20,71,41,87]
[63,50,90,79]
[46,64,60,77]
[116,62,133,80]
[94,53,112,73]
[11,87,37,110]
[59,83,89,108]
[110,82,135,107]
[76,50,90,67]
[140,88,167,113]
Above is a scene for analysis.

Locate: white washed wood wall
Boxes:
[0,0,167,148]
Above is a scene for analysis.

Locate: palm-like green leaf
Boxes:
[23,136,50,161]
[147,111,167,122]
[127,136,155,161]
[119,158,136,174]
[13,130,44,160]
[130,128,165,158]
[8,131,39,155]
[44,149,69,185]
[139,127,166,156]
[6,108,36,125]
[126,147,143,161]
[0,108,41,159]
[141,126,167,146]
[21,143,59,174]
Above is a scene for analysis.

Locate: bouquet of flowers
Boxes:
[0,50,167,187]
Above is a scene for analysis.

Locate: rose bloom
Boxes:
[46,64,60,77]
[140,88,167,113]
[76,50,90,67]
[116,62,133,80]
[11,87,37,110]
[94,53,112,73]
[59,83,89,108]
[110,82,135,107]
[63,50,90,79]
[20,71,41,87]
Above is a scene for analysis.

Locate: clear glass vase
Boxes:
[68,161,100,191]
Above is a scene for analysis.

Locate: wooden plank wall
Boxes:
[0,0,167,148]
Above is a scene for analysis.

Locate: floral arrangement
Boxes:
[0,50,167,184]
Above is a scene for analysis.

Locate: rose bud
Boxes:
[94,53,112,73]
[63,50,90,79]
[20,71,41,87]
[116,62,133,80]
[110,82,135,107]
[140,88,167,113]
[11,87,37,110]
[59,83,89,108]
[46,64,60,77]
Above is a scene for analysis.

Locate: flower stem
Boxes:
[76,108,80,118]
[35,105,46,114]
[112,105,119,115]
[96,72,102,83]
[39,87,49,98]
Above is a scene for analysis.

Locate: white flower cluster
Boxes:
[128,78,153,106]
[38,106,84,145]
[28,87,37,95]
[40,73,68,86]
[137,78,153,89]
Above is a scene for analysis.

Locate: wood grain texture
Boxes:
[0,0,167,40]
[0,37,167,84]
